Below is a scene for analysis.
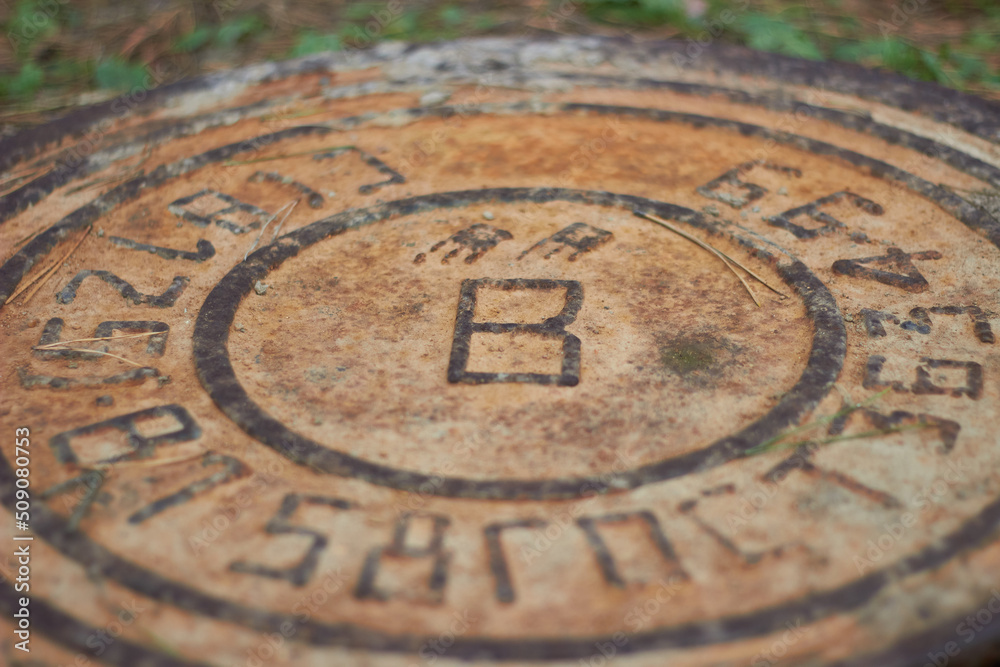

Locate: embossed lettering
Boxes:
[696,161,802,209]
[229,494,352,586]
[355,513,451,603]
[576,511,687,587]
[448,278,582,386]
[832,247,942,293]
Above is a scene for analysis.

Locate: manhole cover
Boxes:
[1,37,999,667]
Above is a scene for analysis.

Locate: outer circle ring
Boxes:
[0,36,998,666]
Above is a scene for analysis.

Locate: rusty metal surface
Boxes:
[0,36,999,667]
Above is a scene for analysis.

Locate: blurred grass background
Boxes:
[0,0,998,130]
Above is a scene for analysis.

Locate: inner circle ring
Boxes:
[193,186,847,500]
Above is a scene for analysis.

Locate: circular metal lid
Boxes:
[1,36,999,667]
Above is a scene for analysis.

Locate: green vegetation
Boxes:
[93,58,149,91]
[582,0,698,31]
[579,0,1000,88]
[0,62,44,100]
[288,32,343,58]
[1,0,997,111]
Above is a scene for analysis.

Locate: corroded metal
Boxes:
[1,36,999,667]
